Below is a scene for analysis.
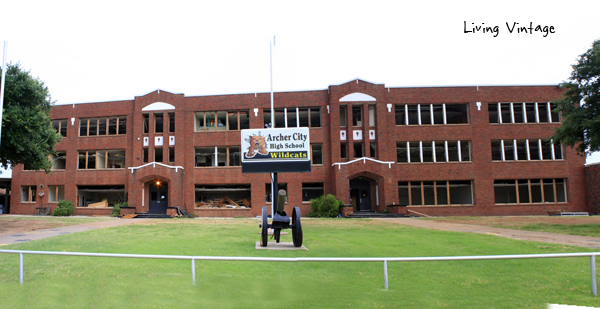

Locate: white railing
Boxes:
[128,162,184,173]
[332,157,395,169]
[1,249,598,296]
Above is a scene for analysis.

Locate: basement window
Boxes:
[195,184,251,208]
[77,185,125,207]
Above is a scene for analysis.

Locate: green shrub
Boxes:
[53,200,74,216]
[309,194,344,218]
[111,201,128,217]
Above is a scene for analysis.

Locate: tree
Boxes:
[0,63,62,172]
[552,40,600,156]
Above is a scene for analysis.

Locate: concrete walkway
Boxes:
[0,219,139,246]
[375,218,600,249]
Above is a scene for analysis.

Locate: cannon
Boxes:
[260,189,302,247]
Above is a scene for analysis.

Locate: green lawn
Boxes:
[507,223,600,238]
[0,218,599,308]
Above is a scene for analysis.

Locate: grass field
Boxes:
[1,218,600,308]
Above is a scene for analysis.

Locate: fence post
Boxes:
[383,260,389,290]
[592,255,597,297]
[19,253,23,285]
[191,258,196,286]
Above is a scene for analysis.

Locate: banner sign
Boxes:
[241,127,311,173]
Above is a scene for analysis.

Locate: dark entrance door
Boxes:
[350,179,371,211]
[149,182,168,213]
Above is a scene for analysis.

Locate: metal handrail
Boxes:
[1,249,598,295]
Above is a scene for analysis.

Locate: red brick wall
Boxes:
[9,83,589,217]
[587,163,600,214]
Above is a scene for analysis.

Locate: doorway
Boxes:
[350,178,371,212]
[149,181,168,213]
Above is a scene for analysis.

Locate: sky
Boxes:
[1,0,600,166]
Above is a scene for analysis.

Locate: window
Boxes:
[263,107,321,128]
[340,105,347,127]
[195,184,251,208]
[266,183,287,203]
[489,102,560,124]
[341,143,348,159]
[50,152,66,170]
[143,114,149,134]
[78,150,125,169]
[369,143,377,158]
[397,141,471,163]
[195,146,241,167]
[352,106,362,126]
[302,183,324,202]
[491,139,563,161]
[143,148,148,163]
[169,147,175,163]
[398,180,473,206]
[196,110,249,131]
[353,143,363,158]
[368,105,376,126]
[312,144,323,165]
[22,186,37,202]
[396,104,469,125]
[52,119,68,137]
[494,178,567,204]
[77,185,125,207]
[80,117,127,136]
[169,113,175,133]
[48,185,65,202]
[155,148,163,162]
[155,114,164,133]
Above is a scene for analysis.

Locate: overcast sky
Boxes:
[2,0,600,165]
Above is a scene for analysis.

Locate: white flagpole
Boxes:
[0,41,7,149]
[270,36,275,218]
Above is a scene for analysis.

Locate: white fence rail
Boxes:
[1,249,598,296]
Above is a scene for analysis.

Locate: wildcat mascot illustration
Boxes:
[244,132,269,158]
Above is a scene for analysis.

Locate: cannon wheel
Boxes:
[292,207,303,247]
[260,206,268,247]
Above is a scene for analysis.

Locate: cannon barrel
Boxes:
[277,189,286,213]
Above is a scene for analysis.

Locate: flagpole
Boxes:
[270,36,275,218]
[0,41,7,149]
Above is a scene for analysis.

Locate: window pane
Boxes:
[491,141,502,161]
[513,103,524,123]
[168,147,175,163]
[96,150,106,169]
[263,109,272,128]
[340,106,347,127]
[409,141,420,163]
[310,108,321,127]
[504,140,515,161]
[274,108,285,128]
[206,112,216,131]
[494,180,516,204]
[369,143,376,158]
[396,142,408,163]
[195,147,214,167]
[529,140,541,160]
[398,182,409,205]
[299,108,309,127]
[368,105,376,126]
[518,180,530,203]
[543,179,555,202]
[353,143,363,158]
[423,181,435,205]
[435,141,445,162]
[516,140,528,160]
[169,113,175,132]
[554,143,563,160]
[525,103,536,122]
[436,181,448,205]
[352,106,362,126]
[448,141,459,162]
[88,152,96,169]
[550,103,560,122]
[118,116,127,134]
[143,114,150,133]
[216,111,227,131]
[488,104,499,123]
[420,105,431,125]
[229,146,240,166]
[79,151,87,169]
[556,179,567,202]
[239,111,249,129]
[143,148,148,163]
[155,148,163,162]
[287,108,297,128]
[155,114,164,133]
[446,104,469,124]
[538,103,549,122]
[542,141,553,160]
[196,112,205,131]
[395,105,406,125]
[340,143,347,159]
[217,147,227,166]
[422,142,433,162]
[60,120,67,137]
[530,179,543,203]
[98,118,107,135]
[80,119,88,136]
[88,119,97,136]
[449,180,472,204]
[312,144,323,165]
[106,150,125,168]
[500,103,511,123]
[407,105,419,125]
[108,117,117,135]
[410,182,422,205]
[432,104,444,124]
